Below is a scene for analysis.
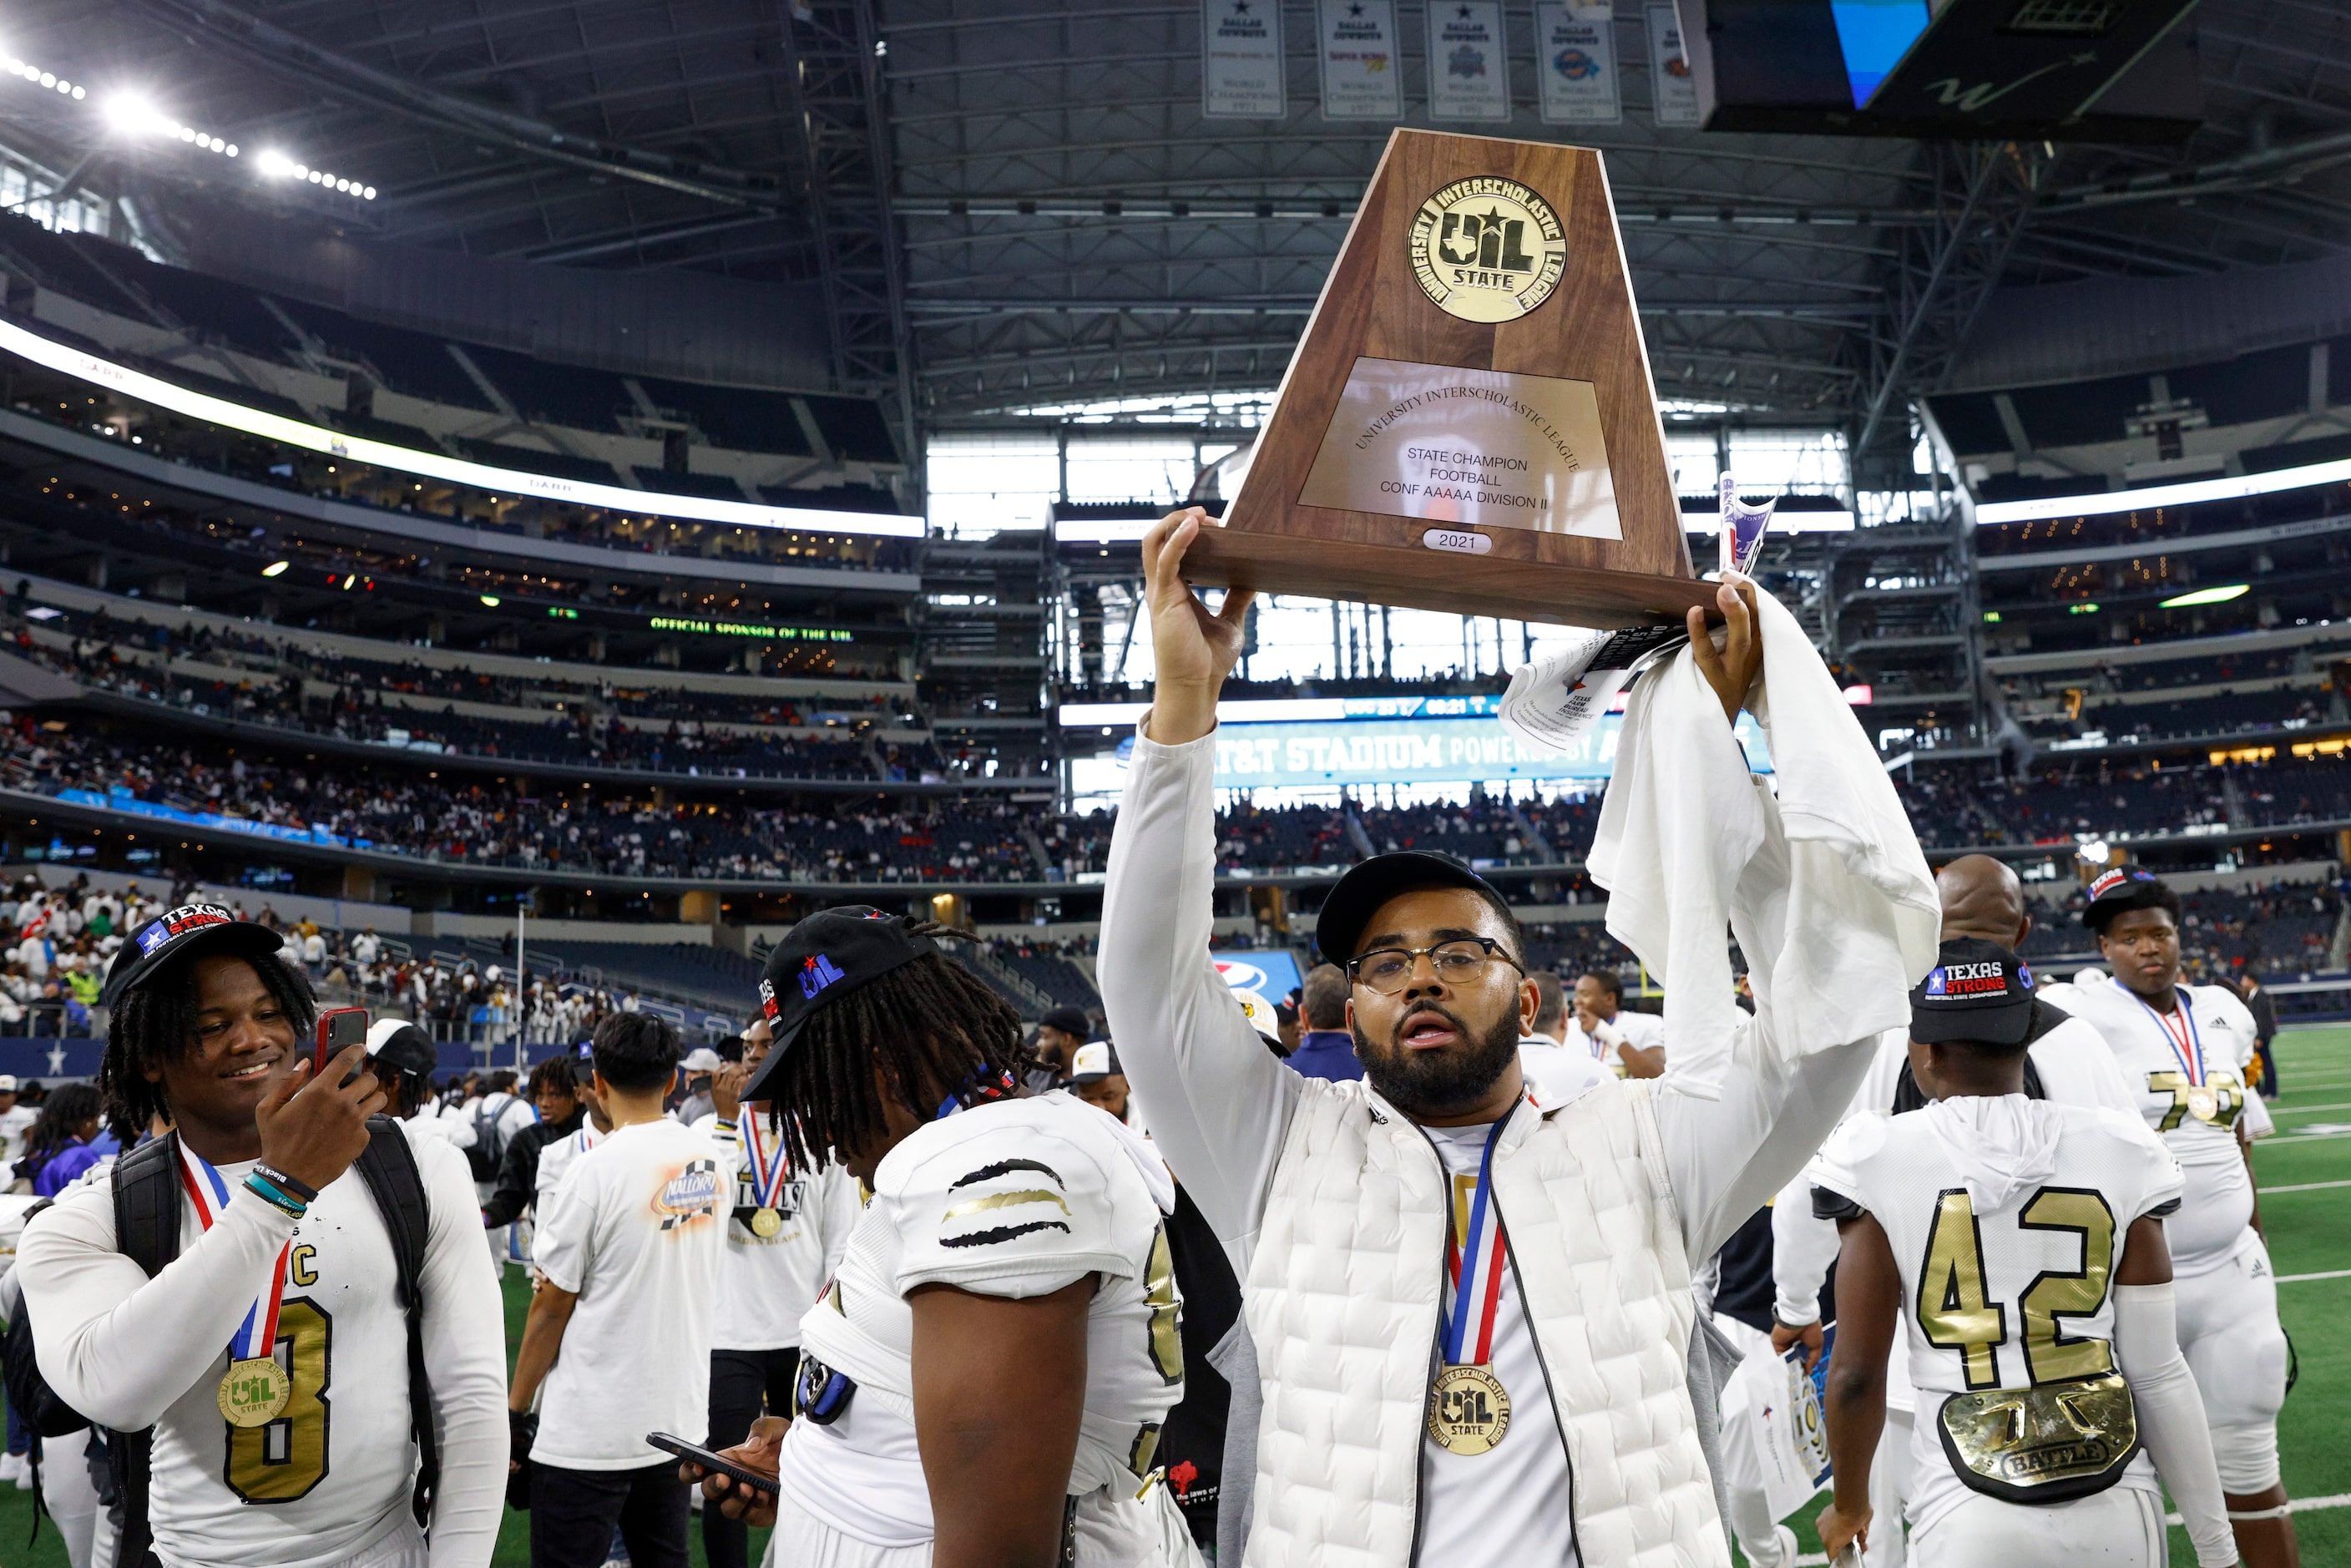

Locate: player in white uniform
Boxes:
[681,908,1196,1568]
[1564,967,1666,1076]
[1766,861,2142,1568]
[16,905,507,1568]
[1809,942,2237,1568]
[690,1017,862,1568]
[2038,865,2294,1568]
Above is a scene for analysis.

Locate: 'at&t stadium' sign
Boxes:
[1207,711,1771,790]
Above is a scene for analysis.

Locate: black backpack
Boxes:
[2,1204,83,1439]
[14,1120,439,1564]
[467,1095,512,1183]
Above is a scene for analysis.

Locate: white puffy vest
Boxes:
[1241,1077,1727,1568]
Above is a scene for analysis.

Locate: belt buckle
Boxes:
[1935,1371,2140,1505]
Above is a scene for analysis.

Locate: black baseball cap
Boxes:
[1313,851,1513,967]
[101,903,286,1006]
[1039,1006,1091,1038]
[567,1040,597,1085]
[2081,863,2173,933]
[365,1017,437,1080]
[1909,937,2038,1046]
[741,906,938,1103]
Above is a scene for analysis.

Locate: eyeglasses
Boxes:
[1347,937,1524,996]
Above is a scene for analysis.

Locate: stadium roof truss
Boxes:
[1,0,2345,446]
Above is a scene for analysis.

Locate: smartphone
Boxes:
[316,1006,368,1073]
[645,1432,778,1497]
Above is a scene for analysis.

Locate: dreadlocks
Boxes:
[764,921,1039,1173]
[99,949,317,1140]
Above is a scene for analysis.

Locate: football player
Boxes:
[1767,859,2141,1567]
[16,905,506,1568]
[1812,942,2236,1568]
[680,908,1196,1567]
[2041,867,2297,1568]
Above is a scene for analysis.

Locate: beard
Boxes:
[1351,1002,1522,1120]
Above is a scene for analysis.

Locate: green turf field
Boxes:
[3,1031,2346,1565]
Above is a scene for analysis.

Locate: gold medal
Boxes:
[2187,1087,2218,1123]
[217,1355,291,1428]
[749,1206,782,1238]
[1427,1363,1511,1456]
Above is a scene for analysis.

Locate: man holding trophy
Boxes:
[1096,125,1951,1567]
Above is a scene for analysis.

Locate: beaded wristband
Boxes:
[255,1162,319,1204]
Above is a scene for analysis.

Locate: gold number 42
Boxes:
[1917,1187,2116,1392]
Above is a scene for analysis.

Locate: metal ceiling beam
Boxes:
[1853,141,2049,474]
[781,0,919,477]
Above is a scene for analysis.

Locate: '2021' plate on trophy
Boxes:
[1181,129,1714,630]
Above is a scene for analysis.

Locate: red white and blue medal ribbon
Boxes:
[179,1144,295,1426]
[741,1112,788,1235]
[2132,985,2205,1085]
[1428,1112,1515,1456]
[1440,1115,1510,1367]
[2133,985,2224,1125]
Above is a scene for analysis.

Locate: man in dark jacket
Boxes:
[481,1055,585,1231]
[2241,971,2282,1097]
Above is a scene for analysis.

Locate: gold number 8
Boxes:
[225,1300,331,1502]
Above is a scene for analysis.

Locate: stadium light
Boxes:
[260,559,290,577]
[479,594,503,607]
[0,313,923,537]
[1975,452,2351,525]
[2158,584,2250,609]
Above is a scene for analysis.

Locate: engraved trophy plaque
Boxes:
[1182,129,1711,628]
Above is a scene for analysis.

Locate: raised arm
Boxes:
[1098,509,1297,1271]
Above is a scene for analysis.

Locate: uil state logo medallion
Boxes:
[1409,176,1568,323]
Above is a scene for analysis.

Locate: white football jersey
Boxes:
[20,1138,498,1568]
[693,1113,862,1351]
[775,1091,1182,1550]
[1808,1095,2182,1539]
[2040,975,2261,1270]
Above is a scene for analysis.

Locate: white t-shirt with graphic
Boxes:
[691,1111,863,1351]
[530,1117,740,1469]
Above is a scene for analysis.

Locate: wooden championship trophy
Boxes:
[1183,129,1712,629]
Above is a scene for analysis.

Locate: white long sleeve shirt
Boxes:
[1103,727,1882,1279]
[1101,728,1883,1567]
[16,1132,508,1568]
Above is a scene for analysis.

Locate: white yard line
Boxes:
[2276,1267,2351,1283]
[1787,1493,2351,1565]
[2261,1178,2351,1194]
[2267,1100,2351,1115]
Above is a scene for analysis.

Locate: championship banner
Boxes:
[1645,3,1701,127]
[1203,0,1287,119]
[1427,1,1511,123]
[1317,0,1402,120]
[1534,3,1620,125]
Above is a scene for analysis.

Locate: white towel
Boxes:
[1585,584,1939,1095]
